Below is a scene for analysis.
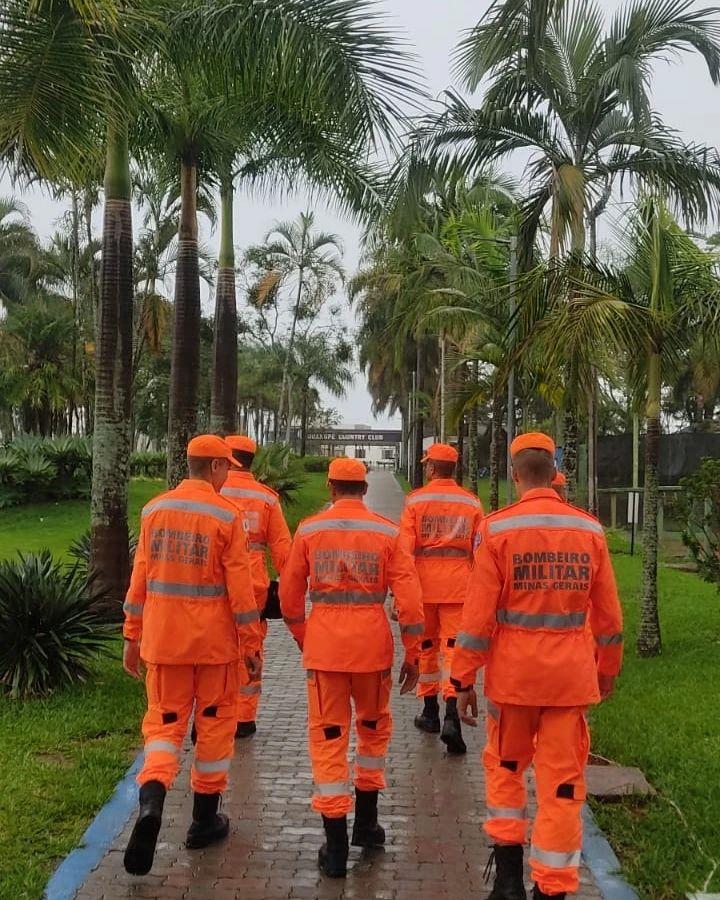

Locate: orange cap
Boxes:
[328,457,368,482]
[187,434,241,467]
[510,432,556,458]
[421,443,459,464]
[552,470,567,486]
[225,435,257,455]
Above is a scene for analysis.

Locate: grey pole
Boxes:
[506,236,518,505]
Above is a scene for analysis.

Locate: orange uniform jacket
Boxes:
[123,479,263,665]
[220,470,292,606]
[400,479,484,603]
[451,488,623,707]
[280,499,424,672]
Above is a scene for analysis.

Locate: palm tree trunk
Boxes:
[489,391,503,511]
[587,380,598,515]
[468,360,479,495]
[210,176,238,435]
[166,159,201,486]
[564,407,579,504]
[280,272,304,444]
[456,413,465,486]
[90,120,133,620]
[412,341,424,488]
[638,352,663,657]
[300,381,309,456]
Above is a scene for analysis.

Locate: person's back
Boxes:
[280,458,423,879]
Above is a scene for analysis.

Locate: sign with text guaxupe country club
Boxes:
[298,429,403,445]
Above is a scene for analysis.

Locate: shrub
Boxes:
[0,551,115,699]
[681,458,720,590]
[131,450,166,478]
[253,443,307,504]
[301,454,331,473]
[68,529,138,582]
[0,435,92,507]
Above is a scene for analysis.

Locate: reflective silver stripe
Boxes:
[148,580,226,598]
[497,609,586,629]
[407,492,481,508]
[234,609,260,624]
[457,631,491,651]
[597,632,623,646]
[143,498,235,523]
[489,514,603,535]
[314,782,348,796]
[240,684,261,695]
[284,615,305,625]
[356,754,385,770]
[194,757,232,773]
[487,806,527,820]
[145,740,179,756]
[530,845,582,869]
[298,518,398,538]
[308,590,387,606]
[221,487,277,505]
[123,600,144,616]
[419,671,441,683]
[487,700,500,720]
[249,541,267,552]
[414,547,471,558]
[400,622,424,635]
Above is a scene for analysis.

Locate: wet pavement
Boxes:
[73,471,603,899]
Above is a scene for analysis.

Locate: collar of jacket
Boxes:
[427,478,458,487]
[178,478,217,495]
[229,469,256,483]
[330,499,367,510]
[520,487,563,502]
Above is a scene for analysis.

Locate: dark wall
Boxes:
[599,432,720,488]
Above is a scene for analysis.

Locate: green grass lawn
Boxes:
[0,472,328,899]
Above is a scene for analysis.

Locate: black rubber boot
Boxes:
[414,695,441,733]
[318,815,349,878]
[532,886,565,899]
[486,844,527,900]
[124,781,166,875]
[186,792,230,849]
[235,721,257,739]
[351,788,386,847]
[441,697,467,755]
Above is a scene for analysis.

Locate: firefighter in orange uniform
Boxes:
[400,443,483,754]
[122,435,262,876]
[451,433,623,900]
[551,470,567,502]
[221,435,292,737]
[280,458,423,878]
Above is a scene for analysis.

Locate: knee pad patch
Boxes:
[323,725,342,740]
[500,760,518,772]
[202,705,218,718]
[421,639,434,650]
[557,783,576,799]
[361,719,378,730]
[162,711,178,724]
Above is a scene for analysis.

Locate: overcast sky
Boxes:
[5,0,720,429]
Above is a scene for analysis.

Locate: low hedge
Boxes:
[0,437,92,509]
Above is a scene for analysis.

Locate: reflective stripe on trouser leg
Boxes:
[139,663,194,790]
[307,670,353,817]
[237,622,266,722]
[439,604,463,699]
[530,706,588,896]
[191,662,238,794]
[483,703,537,845]
[417,603,441,698]
[353,670,392,792]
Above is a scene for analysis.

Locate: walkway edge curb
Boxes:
[44,753,142,900]
[582,804,638,899]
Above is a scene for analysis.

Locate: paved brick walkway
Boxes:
[75,471,602,899]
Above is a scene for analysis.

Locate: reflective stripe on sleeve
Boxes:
[530,845,582,869]
[308,590,387,606]
[414,547,471,558]
[487,700,500,720]
[419,671,441,683]
[298,518,398,538]
[356,754,385,770]
[123,600,144,616]
[145,740,180,756]
[487,806,527,820]
[249,541,267,552]
[457,631,491,651]
[240,684,261,696]
[143,498,235,523]
[284,614,306,625]
[407,492,482,508]
[596,632,623,646]
[488,514,603,535]
[194,757,232,773]
[314,782,349,796]
[221,487,277,505]
[497,609,586,629]
[234,609,260,624]
[400,622,424,635]
[148,580,225,598]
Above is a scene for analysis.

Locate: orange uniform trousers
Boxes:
[306,669,393,818]
[484,702,589,896]
[237,619,267,722]
[417,603,462,700]
[139,663,238,795]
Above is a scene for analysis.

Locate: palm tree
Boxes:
[0,198,40,309]
[412,0,720,501]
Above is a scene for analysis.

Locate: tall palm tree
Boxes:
[0,198,40,309]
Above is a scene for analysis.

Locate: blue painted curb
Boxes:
[582,804,638,899]
[44,753,142,900]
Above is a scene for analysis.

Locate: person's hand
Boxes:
[245,653,262,680]
[598,674,616,702]
[123,639,143,679]
[458,688,479,727]
[399,661,419,695]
